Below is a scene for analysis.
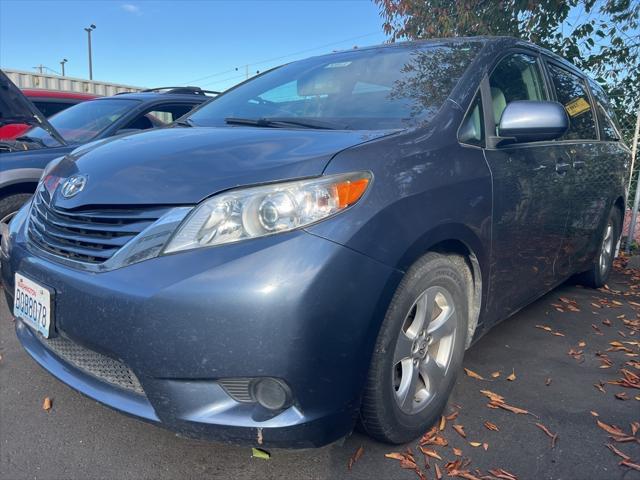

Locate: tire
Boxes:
[0,193,32,225]
[578,208,621,289]
[360,252,469,444]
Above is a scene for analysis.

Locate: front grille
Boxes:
[28,189,168,264]
[43,335,145,395]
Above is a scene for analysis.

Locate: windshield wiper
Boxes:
[15,135,48,147]
[225,117,344,130]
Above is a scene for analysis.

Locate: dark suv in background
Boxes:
[1,37,629,448]
[0,79,214,223]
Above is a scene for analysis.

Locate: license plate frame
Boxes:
[14,272,54,338]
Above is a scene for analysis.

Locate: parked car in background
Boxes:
[0,76,215,223]
[0,37,629,448]
[0,89,98,140]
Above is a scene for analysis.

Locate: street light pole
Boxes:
[84,24,96,80]
[60,58,67,77]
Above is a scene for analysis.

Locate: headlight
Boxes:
[163,171,371,253]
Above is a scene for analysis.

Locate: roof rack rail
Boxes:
[140,86,220,96]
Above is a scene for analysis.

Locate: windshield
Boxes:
[25,98,139,146]
[188,43,481,130]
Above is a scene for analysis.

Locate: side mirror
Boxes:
[498,100,569,143]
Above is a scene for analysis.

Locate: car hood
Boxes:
[50,126,392,208]
[0,70,66,146]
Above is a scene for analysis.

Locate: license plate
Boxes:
[14,273,53,338]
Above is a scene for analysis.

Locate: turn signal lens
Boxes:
[336,178,370,208]
[163,171,372,253]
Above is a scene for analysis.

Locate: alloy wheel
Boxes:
[599,222,614,275]
[0,210,17,225]
[392,285,457,415]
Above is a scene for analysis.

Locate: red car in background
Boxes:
[0,89,97,139]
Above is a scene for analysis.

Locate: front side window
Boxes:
[547,64,597,140]
[588,80,621,141]
[489,53,547,134]
[187,43,483,130]
[25,98,139,146]
[458,92,483,146]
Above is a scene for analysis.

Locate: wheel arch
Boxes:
[396,223,487,349]
[0,181,39,199]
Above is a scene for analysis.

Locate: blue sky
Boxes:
[0,0,388,90]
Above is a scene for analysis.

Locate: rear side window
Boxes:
[547,64,597,140]
[588,81,621,141]
[488,53,547,134]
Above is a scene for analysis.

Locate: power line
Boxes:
[183,31,382,85]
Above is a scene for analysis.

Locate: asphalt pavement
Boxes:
[1,265,639,480]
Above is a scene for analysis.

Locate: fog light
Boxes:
[252,378,292,410]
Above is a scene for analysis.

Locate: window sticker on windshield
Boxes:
[565,97,591,117]
[324,62,352,69]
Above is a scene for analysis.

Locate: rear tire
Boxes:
[359,252,468,444]
[578,208,621,288]
[0,193,31,225]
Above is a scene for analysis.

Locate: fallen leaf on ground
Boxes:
[435,463,443,479]
[385,452,406,461]
[507,369,516,381]
[453,424,467,438]
[615,392,629,400]
[594,382,606,393]
[534,422,558,448]
[419,446,442,460]
[42,397,52,412]
[464,368,484,380]
[545,377,552,386]
[606,443,631,461]
[591,411,599,417]
[469,442,482,447]
[488,468,519,480]
[484,421,499,431]
[491,371,501,378]
[621,460,640,472]
[347,446,364,470]
[452,447,462,456]
[446,410,459,421]
[251,448,270,460]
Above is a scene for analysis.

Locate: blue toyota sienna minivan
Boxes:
[1,37,630,447]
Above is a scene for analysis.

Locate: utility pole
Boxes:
[33,64,45,74]
[84,24,96,80]
[60,58,68,77]
[625,109,640,253]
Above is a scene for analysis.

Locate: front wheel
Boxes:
[578,208,621,288]
[359,252,468,444]
[0,193,32,225]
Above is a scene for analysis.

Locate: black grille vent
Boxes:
[28,189,168,264]
[218,379,254,403]
[43,335,145,395]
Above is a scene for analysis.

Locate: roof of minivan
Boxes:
[341,36,583,77]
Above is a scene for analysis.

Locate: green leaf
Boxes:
[252,447,271,459]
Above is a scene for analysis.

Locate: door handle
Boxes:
[573,160,586,170]
[555,161,570,174]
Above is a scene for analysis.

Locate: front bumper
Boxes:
[2,217,400,448]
